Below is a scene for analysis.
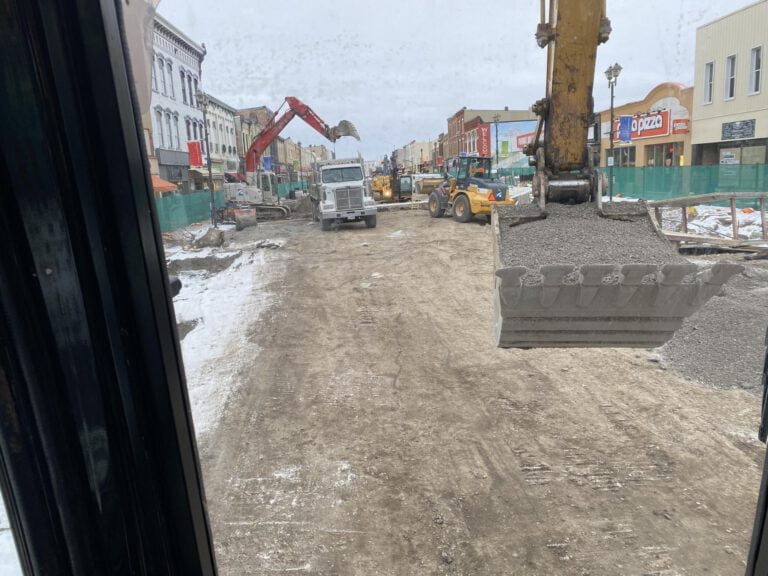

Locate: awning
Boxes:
[151,175,177,193]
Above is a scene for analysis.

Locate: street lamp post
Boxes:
[605,62,622,201]
[493,113,500,173]
[196,90,216,227]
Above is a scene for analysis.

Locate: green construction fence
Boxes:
[277,180,309,198]
[155,189,225,232]
[500,165,768,206]
[610,165,768,207]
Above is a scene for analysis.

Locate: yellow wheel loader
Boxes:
[428,156,519,223]
[492,0,742,348]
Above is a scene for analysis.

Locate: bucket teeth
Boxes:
[540,265,575,306]
[578,264,615,307]
[493,261,744,348]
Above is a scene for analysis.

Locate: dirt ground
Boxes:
[197,209,765,576]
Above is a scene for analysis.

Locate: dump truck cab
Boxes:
[312,158,377,230]
[428,156,516,222]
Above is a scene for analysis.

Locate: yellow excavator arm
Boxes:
[526,0,611,204]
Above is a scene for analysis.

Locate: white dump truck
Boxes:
[311,158,377,231]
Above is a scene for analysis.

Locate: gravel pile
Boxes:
[496,203,687,269]
[660,264,768,390]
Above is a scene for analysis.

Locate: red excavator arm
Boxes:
[244,97,359,178]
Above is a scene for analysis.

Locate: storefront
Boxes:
[598,82,693,168]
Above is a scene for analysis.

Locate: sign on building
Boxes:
[262,156,273,171]
[477,124,492,157]
[613,110,671,141]
[721,119,756,140]
[618,116,633,143]
[187,141,203,167]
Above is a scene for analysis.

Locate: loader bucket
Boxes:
[330,120,360,141]
[491,203,743,348]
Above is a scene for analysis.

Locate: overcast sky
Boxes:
[157,0,756,160]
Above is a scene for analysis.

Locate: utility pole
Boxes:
[196,90,216,227]
[605,63,622,201]
[493,113,500,173]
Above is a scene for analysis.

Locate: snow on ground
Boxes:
[661,204,765,241]
[0,227,279,574]
[172,241,283,439]
[603,196,766,242]
[0,499,21,576]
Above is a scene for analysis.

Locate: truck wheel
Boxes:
[311,201,319,222]
[452,195,472,223]
[429,192,445,218]
[321,218,331,231]
[364,214,377,229]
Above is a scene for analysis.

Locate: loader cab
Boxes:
[450,156,493,183]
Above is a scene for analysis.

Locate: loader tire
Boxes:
[452,195,472,223]
[428,192,445,218]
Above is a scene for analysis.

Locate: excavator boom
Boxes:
[244,97,359,181]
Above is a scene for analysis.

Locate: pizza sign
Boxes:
[613,110,671,141]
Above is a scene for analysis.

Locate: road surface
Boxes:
[193,210,764,575]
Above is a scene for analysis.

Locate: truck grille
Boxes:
[335,187,364,210]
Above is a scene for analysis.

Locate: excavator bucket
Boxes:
[330,120,360,141]
[491,202,743,348]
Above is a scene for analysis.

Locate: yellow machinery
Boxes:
[428,156,518,222]
[491,0,742,348]
[371,174,392,201]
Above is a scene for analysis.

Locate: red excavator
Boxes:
[222,97,359,221]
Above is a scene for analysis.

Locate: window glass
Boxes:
[321,167,363,183]
[751,47,762,93]
[704,61,714,103]
[10,3,762,576]
[725,55,736,99]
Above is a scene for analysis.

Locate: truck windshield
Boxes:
[322,167,363,183]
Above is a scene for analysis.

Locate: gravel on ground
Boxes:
[497,203,687,269]
[660,260,768,390]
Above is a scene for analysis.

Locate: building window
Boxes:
[186,119,191,141]
[151,55,158,91]
[154,109,163,148]
[193,78,199,102]
[173,115,180,150]
[193,121,198,140]
[180,70,187,104]
[704,61,714,104]
[608,146,636,167]
[725,55,736,99]
[167,62,174,99]
[165,113,172,149]
[750,46,762,94]
[188,76,194,106]
[645,142,683,167]
[158,57,167,95]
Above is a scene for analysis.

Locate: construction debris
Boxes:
[194,227,225,248]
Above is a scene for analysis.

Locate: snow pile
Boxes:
[172,243,282,438]
[0,500,21,576]
[664,205,765,241]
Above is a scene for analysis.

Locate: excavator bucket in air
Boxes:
[491,202,743,348]
[330,120,360,142]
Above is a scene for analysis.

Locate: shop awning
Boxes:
[151,175,177,193]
